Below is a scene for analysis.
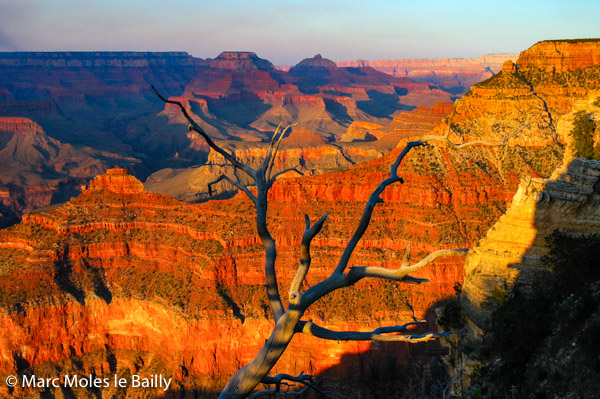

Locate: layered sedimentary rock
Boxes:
[517,39,600,73]
[462,156,600,328]
[0,166,473,397]
[180,52,451,140]
[336,54,518,92]
[0,82,568,395]
[1,40,599,398]
[444,41,600,330]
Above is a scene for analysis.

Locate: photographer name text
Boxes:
[6,374,172,391]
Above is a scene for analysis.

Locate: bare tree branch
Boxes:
[300,320,452,343]
[260,122,283,173]
[250,372,349,399]
[346,248,469,284]
[331,121,526,277]
[152,85,256,177]
[289,213,329,303]
[267,122,299,180]
[299,122,524,310]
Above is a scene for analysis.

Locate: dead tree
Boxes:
[152,86,524,399]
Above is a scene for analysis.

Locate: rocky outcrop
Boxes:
[0,117,139,227]
[209,51,274,71]
[517,39,600,73]
[340,121,384,142]
[444,99,600,395]
[461,157,600,328]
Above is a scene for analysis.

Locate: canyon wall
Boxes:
[442,43,600,396]
[0,166,473,397]
[336,53,518,92]
[0,117,139,228]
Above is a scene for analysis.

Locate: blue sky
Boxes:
[0,0,598,65]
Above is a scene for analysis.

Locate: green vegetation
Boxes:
[466,231,600,398]
[521,65,600,89]
[437,297,464,331]
[593,96,600,107]
[569,110,599,159]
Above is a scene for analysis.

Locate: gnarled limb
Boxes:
[300,320,453,343]
[346,248,469,284]
[250,372,349,399]
[266,121,299,180]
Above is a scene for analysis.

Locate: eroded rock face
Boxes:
[0,51,454,225]
[446,99,600,393]
[0,158,514,397]
[462,157,600,329]
[1,40,599,397]
[517,39,600,73]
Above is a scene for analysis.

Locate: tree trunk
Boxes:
[218,310,302,398]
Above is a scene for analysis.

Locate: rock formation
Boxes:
[0,166,473,397]
[0,117,139,227]
[336,54,518,93]
[442,57,600,395]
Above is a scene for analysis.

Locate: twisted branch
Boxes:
[249,372,349,399]
[300,320,453,343]
[346,248,469,284]
[267,122,299,181]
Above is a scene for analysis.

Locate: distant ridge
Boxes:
[333,54,518,91]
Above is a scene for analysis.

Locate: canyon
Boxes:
[0,39,599,398]
[0,50,510,227]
